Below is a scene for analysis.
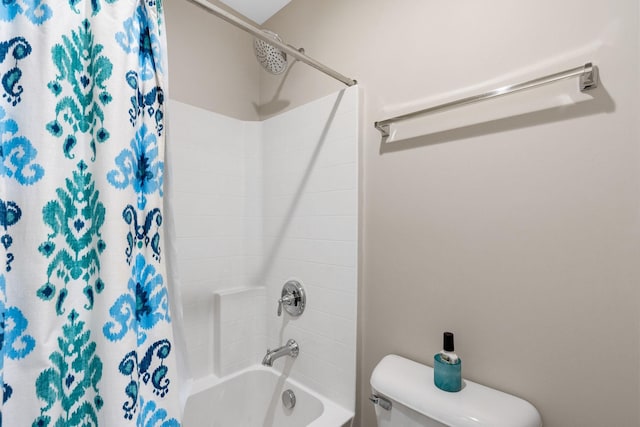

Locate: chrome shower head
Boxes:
[254,30,288,75]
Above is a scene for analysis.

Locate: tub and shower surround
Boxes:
[169,102,262,379]
[260,88,358,410]
[170,86,359,413]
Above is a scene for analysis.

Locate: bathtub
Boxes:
[184,365,354,427]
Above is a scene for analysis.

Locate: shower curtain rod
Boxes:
[184,0,357,87]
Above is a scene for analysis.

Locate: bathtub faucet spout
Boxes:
[262,339,299,366]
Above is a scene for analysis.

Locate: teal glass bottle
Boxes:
[434,332,462,392]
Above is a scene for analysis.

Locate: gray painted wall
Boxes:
[164,0,260,120]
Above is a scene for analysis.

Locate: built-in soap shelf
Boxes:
[213,287,267,377]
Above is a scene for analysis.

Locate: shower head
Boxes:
[254,30,288,75]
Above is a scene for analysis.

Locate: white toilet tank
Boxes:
[370,355,542,427]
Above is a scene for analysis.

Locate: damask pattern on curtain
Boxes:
[0,1,181,425]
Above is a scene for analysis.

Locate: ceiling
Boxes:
[218,0,292,24]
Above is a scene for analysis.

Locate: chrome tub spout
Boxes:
[262,339,299,367]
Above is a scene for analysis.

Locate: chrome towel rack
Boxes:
[374,62,599,138]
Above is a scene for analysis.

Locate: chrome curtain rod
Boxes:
[185,0,357,87]
[375,62,599,138]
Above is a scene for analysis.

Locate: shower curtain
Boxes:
[1,1,182,426]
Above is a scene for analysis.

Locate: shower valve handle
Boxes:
[276,280,306,317]
[277,294,295,316]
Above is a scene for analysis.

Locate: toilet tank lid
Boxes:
[370,355,542,427]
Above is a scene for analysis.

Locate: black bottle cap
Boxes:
[443,332,455,352]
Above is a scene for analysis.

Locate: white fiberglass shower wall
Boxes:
[169,86,358,411]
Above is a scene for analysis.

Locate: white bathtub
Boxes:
[184,366,354,427]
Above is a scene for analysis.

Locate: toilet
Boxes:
[370,355,542,427]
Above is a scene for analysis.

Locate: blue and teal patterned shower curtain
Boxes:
[0,1,182,425]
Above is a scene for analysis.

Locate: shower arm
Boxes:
[185,0,357,87]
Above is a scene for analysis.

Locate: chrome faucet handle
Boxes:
[277,293,295,316]
[276,280,306,317]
